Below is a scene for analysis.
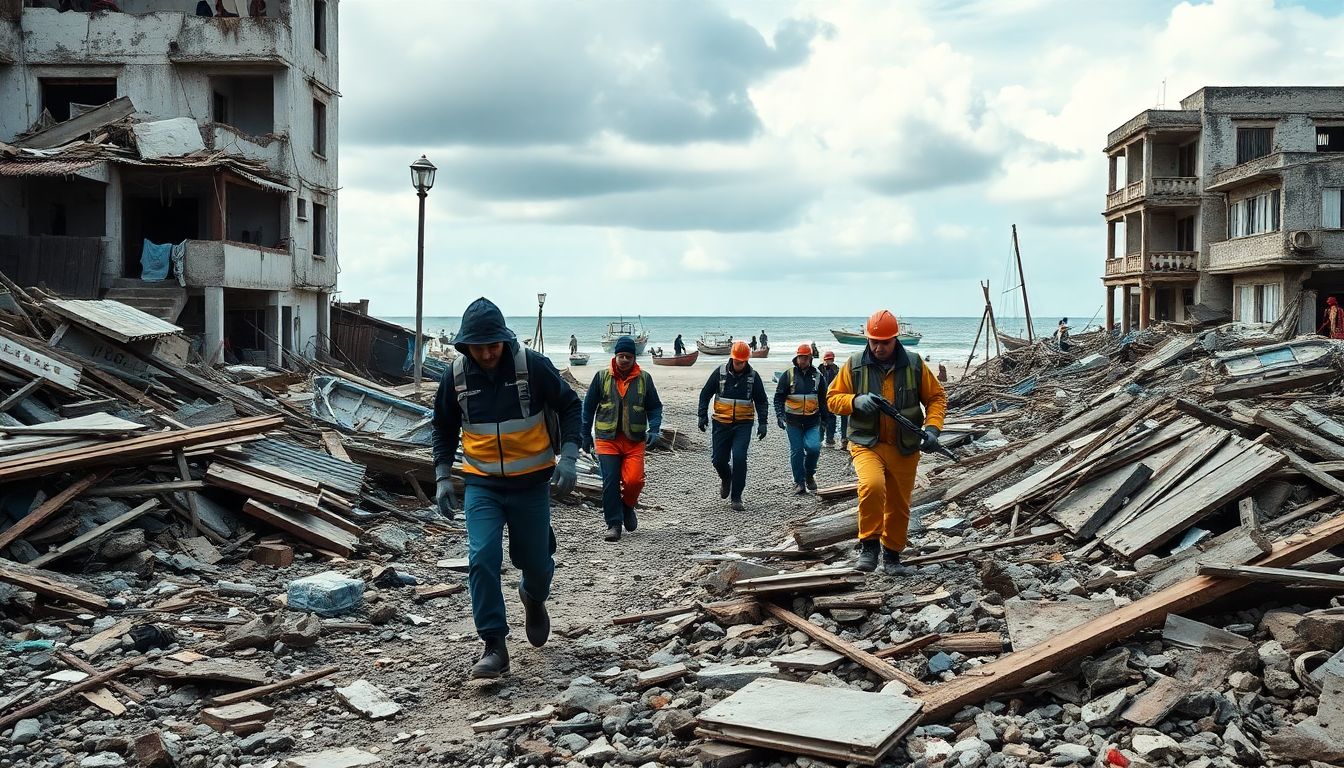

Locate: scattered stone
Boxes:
[1228,671,1261,693]
[1131,730,1179,759]
[286,571,365,617]
[1082,688,1129,726]
[336,679,401,720]
[282,748,381,768]
[557,679,619,717]
[556,733,589,754]
[366,524,412,554]
[100,529,146,560]
[575,736,617,761]
[133,731,176,768]
[695,662,779,691]
[80,755,125,768]
[1258,640,1292,673]
[1051,743,1092,763]
[10,718,40,745]
[1263,668,1301,697]
[280,613,321,647]
[928,652,955,675]
[651,708,694,737]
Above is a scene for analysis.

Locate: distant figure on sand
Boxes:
[1321,298,1344,339]
[760,330,769,348]
[748,335,758,351]
[569,335,579,355]
[674,334,687,356]
[1055,318,1071,351]
[938,362,949,383]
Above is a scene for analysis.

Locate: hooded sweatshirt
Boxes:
[431,298,582,489]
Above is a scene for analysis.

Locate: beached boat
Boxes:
[1216,339,1336,379]
[830,326,922,346]
[311,376,433,445]
[996,332,1031,351]
[651,349,699,366]
[569,353,590,367]
[750,346,769,358]
[600,320,649,354]
[697,331,734,355]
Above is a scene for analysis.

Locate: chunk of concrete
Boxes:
[336,679,400,720]
[286,571,364,617]
[695,662,779,691]
[282,748,381,768]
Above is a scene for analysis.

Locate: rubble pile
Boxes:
[447,324,1344,767]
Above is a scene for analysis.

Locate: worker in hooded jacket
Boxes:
[774,343,828,495]
[431,297,582,679]
[826,310,947,575]
[581,335,663,543]
[697,341,769,511]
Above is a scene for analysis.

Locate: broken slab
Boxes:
[696,662,779,691]
[768,649,844,673]
[282,748,381,768]
[335,679,400,720]
[199,701,275,734]
[1161,614,1252,654]
[1003,598,1117,650]
[635,663,689,689]
[471,705,556,733]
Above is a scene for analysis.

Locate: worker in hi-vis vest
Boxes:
[697,341,769,511]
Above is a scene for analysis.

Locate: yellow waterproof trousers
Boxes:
[852,442,921,552]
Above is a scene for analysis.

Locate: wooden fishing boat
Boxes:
[831,326,922,346]
[651,349,699,366]
[600,319,649,354]
[311,375,433,445]
[996,332,1031,351]
[569,353,590,366]
[750,346,769,358]
[697,331,734,355]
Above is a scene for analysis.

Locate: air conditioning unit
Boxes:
[1290,230,1321,251]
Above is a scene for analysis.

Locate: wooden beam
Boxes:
[902,526,1064,566]
[873,633,941,659]
[0,560,107,610]
[174,450,202,536]
[1198,562,1344,590]
[0,471,107,551]
[1281,448,1344,498]
[203,665,340,708]
[87,480,206,497]
[0,657,144,731]
[0,378,42,414]
[320,431,352,462]
[919,509,1344,721]
[1173,398,1247,434]
[1213,368,1337,400]
[1238,497,1271,555]
[1291,403,1344,443]
[762,602,928,694]
[28,500,159,567]
[1255,409,1344,462]
[55,650,145,704]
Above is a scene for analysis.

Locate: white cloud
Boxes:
[681,242,728,273]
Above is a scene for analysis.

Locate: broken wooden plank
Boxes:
[141,658,270,686]
[0,378,42,414]
[902,526,1064,566]
[55,649,145,704]
[1047,463,1152,541]
[0,657,143,731]
[762,603,928,694]
[931,632,1005,655]
[734,567,865,596]
[873,633,941,660]
[1290,402,1344,443]
[1255,409,1344,462]
[1281,448,1344,498]
[812,591,885,610]
[636,663,690,688]
[1238,497,1272,555]
[0,471,107,551]
[238,500,357,557]
[207,463,321,514]
[1212,368,1337,400]
[0,330,81,392]
[13,96,136,150]
[28,499,159,567]
[919,507,1344,721]
[1173,398,1249,434]
[1162,614,1251,653]
[200,701,276,733]
[77,687,126,716]
[204,665,340,707]
[88,480,206,497]
[0,559,108,610]
[1198,562,1344,590]
[68,620,135,660]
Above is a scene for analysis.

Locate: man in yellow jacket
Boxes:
[826,309,947,574]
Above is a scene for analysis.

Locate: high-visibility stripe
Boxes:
[785,393,819,415]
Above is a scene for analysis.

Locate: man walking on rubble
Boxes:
[826,310,947,575]
[432,297,582,679]
[818,350,841,448]
[581,336,663,543]
[775,343,828,495]
[698,340,769,511]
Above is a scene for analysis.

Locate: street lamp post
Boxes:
[409,154,436,391]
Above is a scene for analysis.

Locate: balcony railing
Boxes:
[1149,251,1198,272]
[1105,177,1201,211]
[1104,254,1145,277]
[182,240,293,291]
[19,8,291,66]
[1149,177,1199,196]
[1106,181,1143,210]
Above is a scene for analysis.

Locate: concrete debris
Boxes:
[335,679,401,720]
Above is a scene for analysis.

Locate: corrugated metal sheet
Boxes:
[0,159,99,176]
[238,438,367,497]
[232,167,294,194]
[48,299,183,342]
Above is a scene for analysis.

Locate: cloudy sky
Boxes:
[336,0,1344,319]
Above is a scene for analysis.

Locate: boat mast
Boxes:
[1011,224,1035,343]
[534,293,546,353]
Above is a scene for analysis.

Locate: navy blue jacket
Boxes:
[581,366,664,442]
[431,298,581,489]
[773,364,829,427]
[697,362,769,426]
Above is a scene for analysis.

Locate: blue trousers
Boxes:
[464,482,554,639]
[786,422,822,485]
[711,421,754,502]
[823,414,837,442]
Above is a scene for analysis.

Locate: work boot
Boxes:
[622,504,638,532]
[730,500,746,512]
[604,524,622,542]
[825,438,836,448]
[471,636,509,679]
[881,547,902,576]
[854,539,880,572]
[806,474,818,492]
[518,587,550,648]
[794,483,808,496]
[719,479,730,499]
[841,439,849,449]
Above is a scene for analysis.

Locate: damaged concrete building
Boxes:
[1103,86,1344,332]
[0,0,340,365]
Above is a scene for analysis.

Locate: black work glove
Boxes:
[698,414,708,432]
[756,422,767,441]
[777,416,787,430]
[582,434,595,455]
[552,443,579,498]
[919,426,942,454]
[434,463,458,520]
[852,393,884,415]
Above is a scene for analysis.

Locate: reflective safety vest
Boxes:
[846,350,924,454]
[781,367,821,417]
[452,346,557,478]
[593,368,650,440]
[712,364,760,424]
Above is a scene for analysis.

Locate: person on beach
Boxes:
[759,330,769,348]
[774,343,828,495]
[749,335,758,351]
[818,350,842,448]
[1055,318,1072,351]
[826,310,947,575]
[674,334,687,356]
[432,297,582,679]
[580,336,663,543]
[569,335,579,355]
[698,341,769,511]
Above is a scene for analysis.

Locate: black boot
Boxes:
[471,636,509,679]
[854,539,880,572]
[730,499,745,512]
[882,546,902,575]
[719,478,730,499]
[622,504,638,532]
[793,483,808,495]
[806,474,818,491]
[518,587,550,648]
[604,524,622,542]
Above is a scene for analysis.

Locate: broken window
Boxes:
[39,78,116,123]
[1176,215,1196,251]
[1178,142,1197,176]
[226,186,284,247]
[209,76,273,135]
[1228,190,1280,238]
[1324,189,1344,229]
[212,91,230,125]
[314,0,327,54]
[1235,127,1273,164]
[312,99,327,156]
[1318,126,1344,153]
[312,202,327,258]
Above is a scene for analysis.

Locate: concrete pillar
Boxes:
[265,291,282,366]
[1108,155,1117,193]
[1143,136,1153,185]
[316,292,330,356]
[1107,220,1115,260]
[1121,285,1132,332]
[1105,286,1115,333]
[1139,284,1151,330]
[1140,209,1150,273]
[103,165,124,288]
[204,286,225,365]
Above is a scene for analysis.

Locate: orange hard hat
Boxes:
[865,310,900,340]
[731,341,751,361]
[795,343,813,357]
[823,350,835,361]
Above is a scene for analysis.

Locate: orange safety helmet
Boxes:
[731,341,751,361]
[865,309,900,340]
[823,350,835,361]
[795,343,813,357]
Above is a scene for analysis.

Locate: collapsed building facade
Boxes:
[0,0,340,366]
[1103,86,1344,333]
